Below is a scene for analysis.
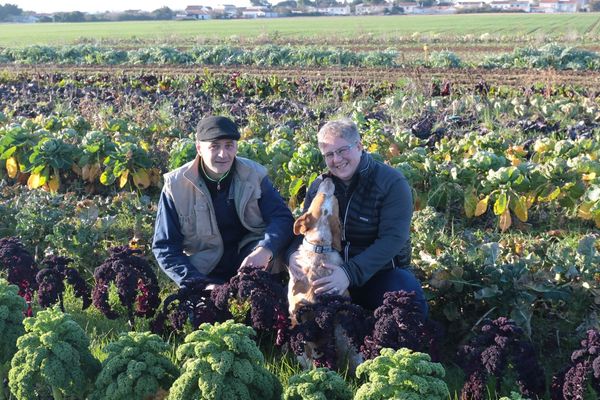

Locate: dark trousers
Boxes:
[208,241,258,284]
[349,267,428,317]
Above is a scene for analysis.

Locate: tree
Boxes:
[0,3,23,21]
[151,6,174,19]
[53,11,85,22]
[275,0,297,6]
[315,0,340,6]
[250,0,272,6]
[297,0,315,7]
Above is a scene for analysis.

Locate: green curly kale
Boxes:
[0,279,26,400]
[8,306,100,400]
[355,348,449,400]
[168,320,282,400]
[283,367,352,400]
[89,331,179,400]
[499,392,530,400]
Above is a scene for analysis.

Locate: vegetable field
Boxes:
[0,14,599,47]
[0,15,600,400]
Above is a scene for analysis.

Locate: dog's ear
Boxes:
[294,213,314,235]
[328,215,342,252]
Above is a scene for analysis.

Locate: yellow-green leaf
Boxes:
[464,188,478,218]
[132,169,150,189]
[512,195,528,222]
[27,172,42,189]
[578,202,593,220]
[525,191,536,208]
[100,171,110,185]
[6,157,18,178]
[538,187,561,202]
[119,170,129,188]
[494,192,508,216]
[47,175,59,193]
[475,195,489,217]
[499,209,512,232]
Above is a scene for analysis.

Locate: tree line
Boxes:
[0,3,176,22]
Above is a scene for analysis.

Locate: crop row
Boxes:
[1,43,600,71]
[0,69,599,397]
[0,229,599,399]
[0,293,539,400]
[0,91,598,230]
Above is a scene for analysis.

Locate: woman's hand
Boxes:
[313,263,349,295]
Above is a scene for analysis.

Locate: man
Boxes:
[287,119,428,315]
[153,116,294,287]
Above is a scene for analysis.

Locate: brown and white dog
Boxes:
[288,178,362,370]
[288,177,345,322]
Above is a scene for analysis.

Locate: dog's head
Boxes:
[293,178,342,252]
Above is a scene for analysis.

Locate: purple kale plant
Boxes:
[551,329,600,400]
[550,368,568,400]
[36,255,91,311]
[458,317,545,400]
[150,278,229,336]
[212,265,290,345]
[288,294,373,370]
[361,290,432,360]
[92,246,160,323]
[0,237,38,316]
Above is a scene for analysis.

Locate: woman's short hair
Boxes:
[317,119,361,144]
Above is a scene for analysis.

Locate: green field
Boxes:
[0,13,598,46]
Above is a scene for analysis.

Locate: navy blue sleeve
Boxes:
[255,176,295,257]
[152,190,206,287]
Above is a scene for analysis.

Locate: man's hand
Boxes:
[313,263,350,295]
[240,246,273,269]
[287,251,304,281]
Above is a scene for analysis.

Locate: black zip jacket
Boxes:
[287,152,413,287]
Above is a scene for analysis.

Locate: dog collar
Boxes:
[302,238,335,254]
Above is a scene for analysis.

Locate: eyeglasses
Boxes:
[322,142,357,161]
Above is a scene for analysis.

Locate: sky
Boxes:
[8,0,252,13]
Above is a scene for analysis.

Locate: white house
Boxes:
[242,6,278,18]
[8,14,40,22]
[489,0,530,11]
[453,0,487,8]
[314,5,351,15]
[396,2,421,13]
[536,0,578,12]
[355,3,390,14]
[184,5,212,19]
[213,4,238,17]
[417,5,457,13]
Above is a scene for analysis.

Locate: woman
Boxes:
[286,119,427,315]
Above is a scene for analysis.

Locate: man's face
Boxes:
[318,134,362,183]
[196,138,237,178]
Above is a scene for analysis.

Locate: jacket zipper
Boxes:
[342,192,355,263]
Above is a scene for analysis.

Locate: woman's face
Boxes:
[318,134,362,183]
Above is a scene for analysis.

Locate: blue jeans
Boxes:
[349,267,428,317]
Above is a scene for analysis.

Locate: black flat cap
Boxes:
[196,116,240,142]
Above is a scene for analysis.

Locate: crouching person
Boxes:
[153,116,294,289]
[286,119,428,317]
